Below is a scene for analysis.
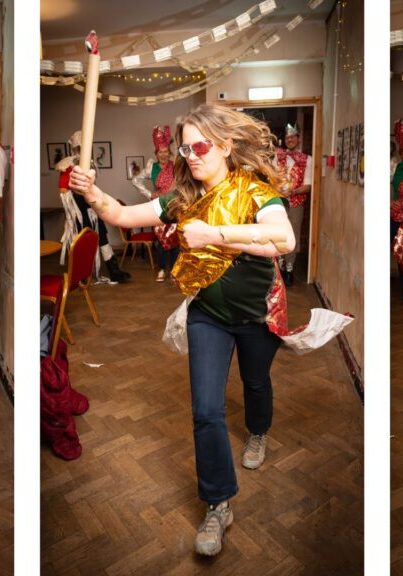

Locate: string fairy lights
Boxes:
[336,0,363,75]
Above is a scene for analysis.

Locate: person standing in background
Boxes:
[391,119,403,296]
[56,130,130,284]
[275,123,312,287]
[132,125,179,282]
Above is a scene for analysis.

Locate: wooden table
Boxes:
[40,240,62,257]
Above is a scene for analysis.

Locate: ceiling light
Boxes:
[308,0,324,8]
[286,15,304,31]
[236,13,252,31]
[248,86,283,100]
[259,0,276,15]
[121,55,140,69]
[154,47,172,62]
[212,24,227,42]
[183,36,200,53]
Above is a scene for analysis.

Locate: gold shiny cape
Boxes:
[171,169,282,295]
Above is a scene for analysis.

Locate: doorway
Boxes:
[225,98,322,284]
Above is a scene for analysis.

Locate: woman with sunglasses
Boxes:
[69,103,295,557]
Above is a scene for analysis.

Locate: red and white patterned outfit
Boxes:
[275,148,312,207]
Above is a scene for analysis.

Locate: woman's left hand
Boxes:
[182,219,216,248]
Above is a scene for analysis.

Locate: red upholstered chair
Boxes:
[117,199,156,270]
[41,228,100,345]
[45,273,69,360]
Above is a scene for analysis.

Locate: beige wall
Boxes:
[207,61,323,101]
[0,0,14,388]
[40,87,205,244]
[206,22,325,101]
[317,0,364,372]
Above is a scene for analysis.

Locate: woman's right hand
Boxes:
[69,166,97,200]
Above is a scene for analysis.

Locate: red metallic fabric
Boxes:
[393,226,403,267]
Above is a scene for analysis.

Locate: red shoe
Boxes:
[69,388,89,415]
[41,417,82,461]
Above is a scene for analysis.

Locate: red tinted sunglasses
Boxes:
[178,139,213,158]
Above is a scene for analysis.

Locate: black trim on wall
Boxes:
[0,355,14,406]
[314,282,364,403]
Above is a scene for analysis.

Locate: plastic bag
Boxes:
[162,296,194,354]
[280,308,354,354]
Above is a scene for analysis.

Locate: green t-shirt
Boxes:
[158,192,285,325]
[392,162,403,201]
[151,162,161,187]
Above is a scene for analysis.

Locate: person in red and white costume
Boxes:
[391,119,403,295]
[132,125,179,282]
[275,124,312,286]
[56,130,130,284]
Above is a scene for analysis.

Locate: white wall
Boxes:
[40,86,205,244]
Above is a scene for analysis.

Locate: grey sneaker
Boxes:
[194,501,233,556]
[242,433,267,469]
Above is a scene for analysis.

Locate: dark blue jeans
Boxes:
[155,242,179,271]
[187,306,281,504]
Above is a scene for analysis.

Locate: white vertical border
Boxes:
[11,2,392,576]
[364,0,390,574]
[14,0,40,574]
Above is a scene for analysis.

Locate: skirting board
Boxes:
[314,282,364,402]
[0,354,14,405]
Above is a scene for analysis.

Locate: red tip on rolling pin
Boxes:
[85,30,99,55]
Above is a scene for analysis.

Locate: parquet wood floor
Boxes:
[0,383,13,575]
[391,277,403,576]
[41,253,363,576]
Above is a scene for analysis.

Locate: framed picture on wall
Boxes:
[349,124,360,185]
[342,127,351,182]
[47,142,67,170]
[93,141,112,169]
[126,155,145,180]
[358,123,364,186]
[336,129,343,180]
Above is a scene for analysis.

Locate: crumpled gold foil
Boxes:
[172,169,282,295]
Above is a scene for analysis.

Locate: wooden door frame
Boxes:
[219,97,323,283]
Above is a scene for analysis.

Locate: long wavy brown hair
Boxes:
[167,103,286,219]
